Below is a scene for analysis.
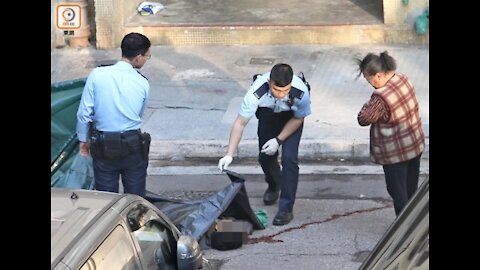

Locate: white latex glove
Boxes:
[218,155,233,172]
[261,138,280,155]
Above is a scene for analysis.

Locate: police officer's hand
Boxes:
[218,155,233,172]
[261,138,280,155]
[79,142,90,157]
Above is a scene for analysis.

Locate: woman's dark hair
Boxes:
[356,51,397,78]
[121,32,151,59]
[270,63,293,87]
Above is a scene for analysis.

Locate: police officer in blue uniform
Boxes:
[218,63,311,225]
[76,32,152,197]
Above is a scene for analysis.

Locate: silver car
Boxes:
[51,188,213,270]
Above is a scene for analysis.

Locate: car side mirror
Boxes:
[176,235,204,270]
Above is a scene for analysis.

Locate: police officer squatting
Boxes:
[218,63,311,226]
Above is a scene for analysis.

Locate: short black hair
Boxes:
[121,32,151,59]
[270,63,293,87]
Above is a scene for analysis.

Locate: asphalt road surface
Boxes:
[145,162,429,270]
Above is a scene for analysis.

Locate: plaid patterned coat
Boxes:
[369,73,425,164]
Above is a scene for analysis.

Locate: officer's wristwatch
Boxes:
[275,137,283,145]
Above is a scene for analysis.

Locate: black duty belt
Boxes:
[98,129,141,138]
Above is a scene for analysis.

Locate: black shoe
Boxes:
[273,211,293,226]
[263,189,279,205]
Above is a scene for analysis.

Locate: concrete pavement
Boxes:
[51,43,429,164]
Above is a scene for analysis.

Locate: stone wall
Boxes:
[94,0,144,49]
[51,0,97,49]
[384,0,429,25]
[51,0,67,49]
[383,0,429,44]
[51,0,429,49]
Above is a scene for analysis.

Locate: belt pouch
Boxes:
[89,134,103,158]
[140,132,151,160]
[102,132,127,159]
[125,133,141,153]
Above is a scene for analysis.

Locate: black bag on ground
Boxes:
[210,231,243,250]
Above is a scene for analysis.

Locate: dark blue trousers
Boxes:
[382,153,422,216]
[257,108,303,213]
[92,151,148,197]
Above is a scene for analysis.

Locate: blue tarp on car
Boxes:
[51,78,94,189]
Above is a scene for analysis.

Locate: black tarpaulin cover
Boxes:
[146,170,265,241]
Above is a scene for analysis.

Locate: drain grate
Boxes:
[249,57,275,65]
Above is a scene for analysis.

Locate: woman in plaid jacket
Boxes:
[356,51,425,216]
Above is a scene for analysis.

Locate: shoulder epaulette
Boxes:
[289,87,304,100]
[136,70,148,80]
[253,82,269,99]
[252,74,261,84]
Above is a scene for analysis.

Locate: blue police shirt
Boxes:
[239,72,311,119]
[76,61,149,142]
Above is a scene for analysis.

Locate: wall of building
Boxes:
[94,0,144,49]
[87,0,97,45]
[384,0,429,25]
[51,0,97,49]
[51,0,429,50]
[383,0,429,44]
[51,0,67,49]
